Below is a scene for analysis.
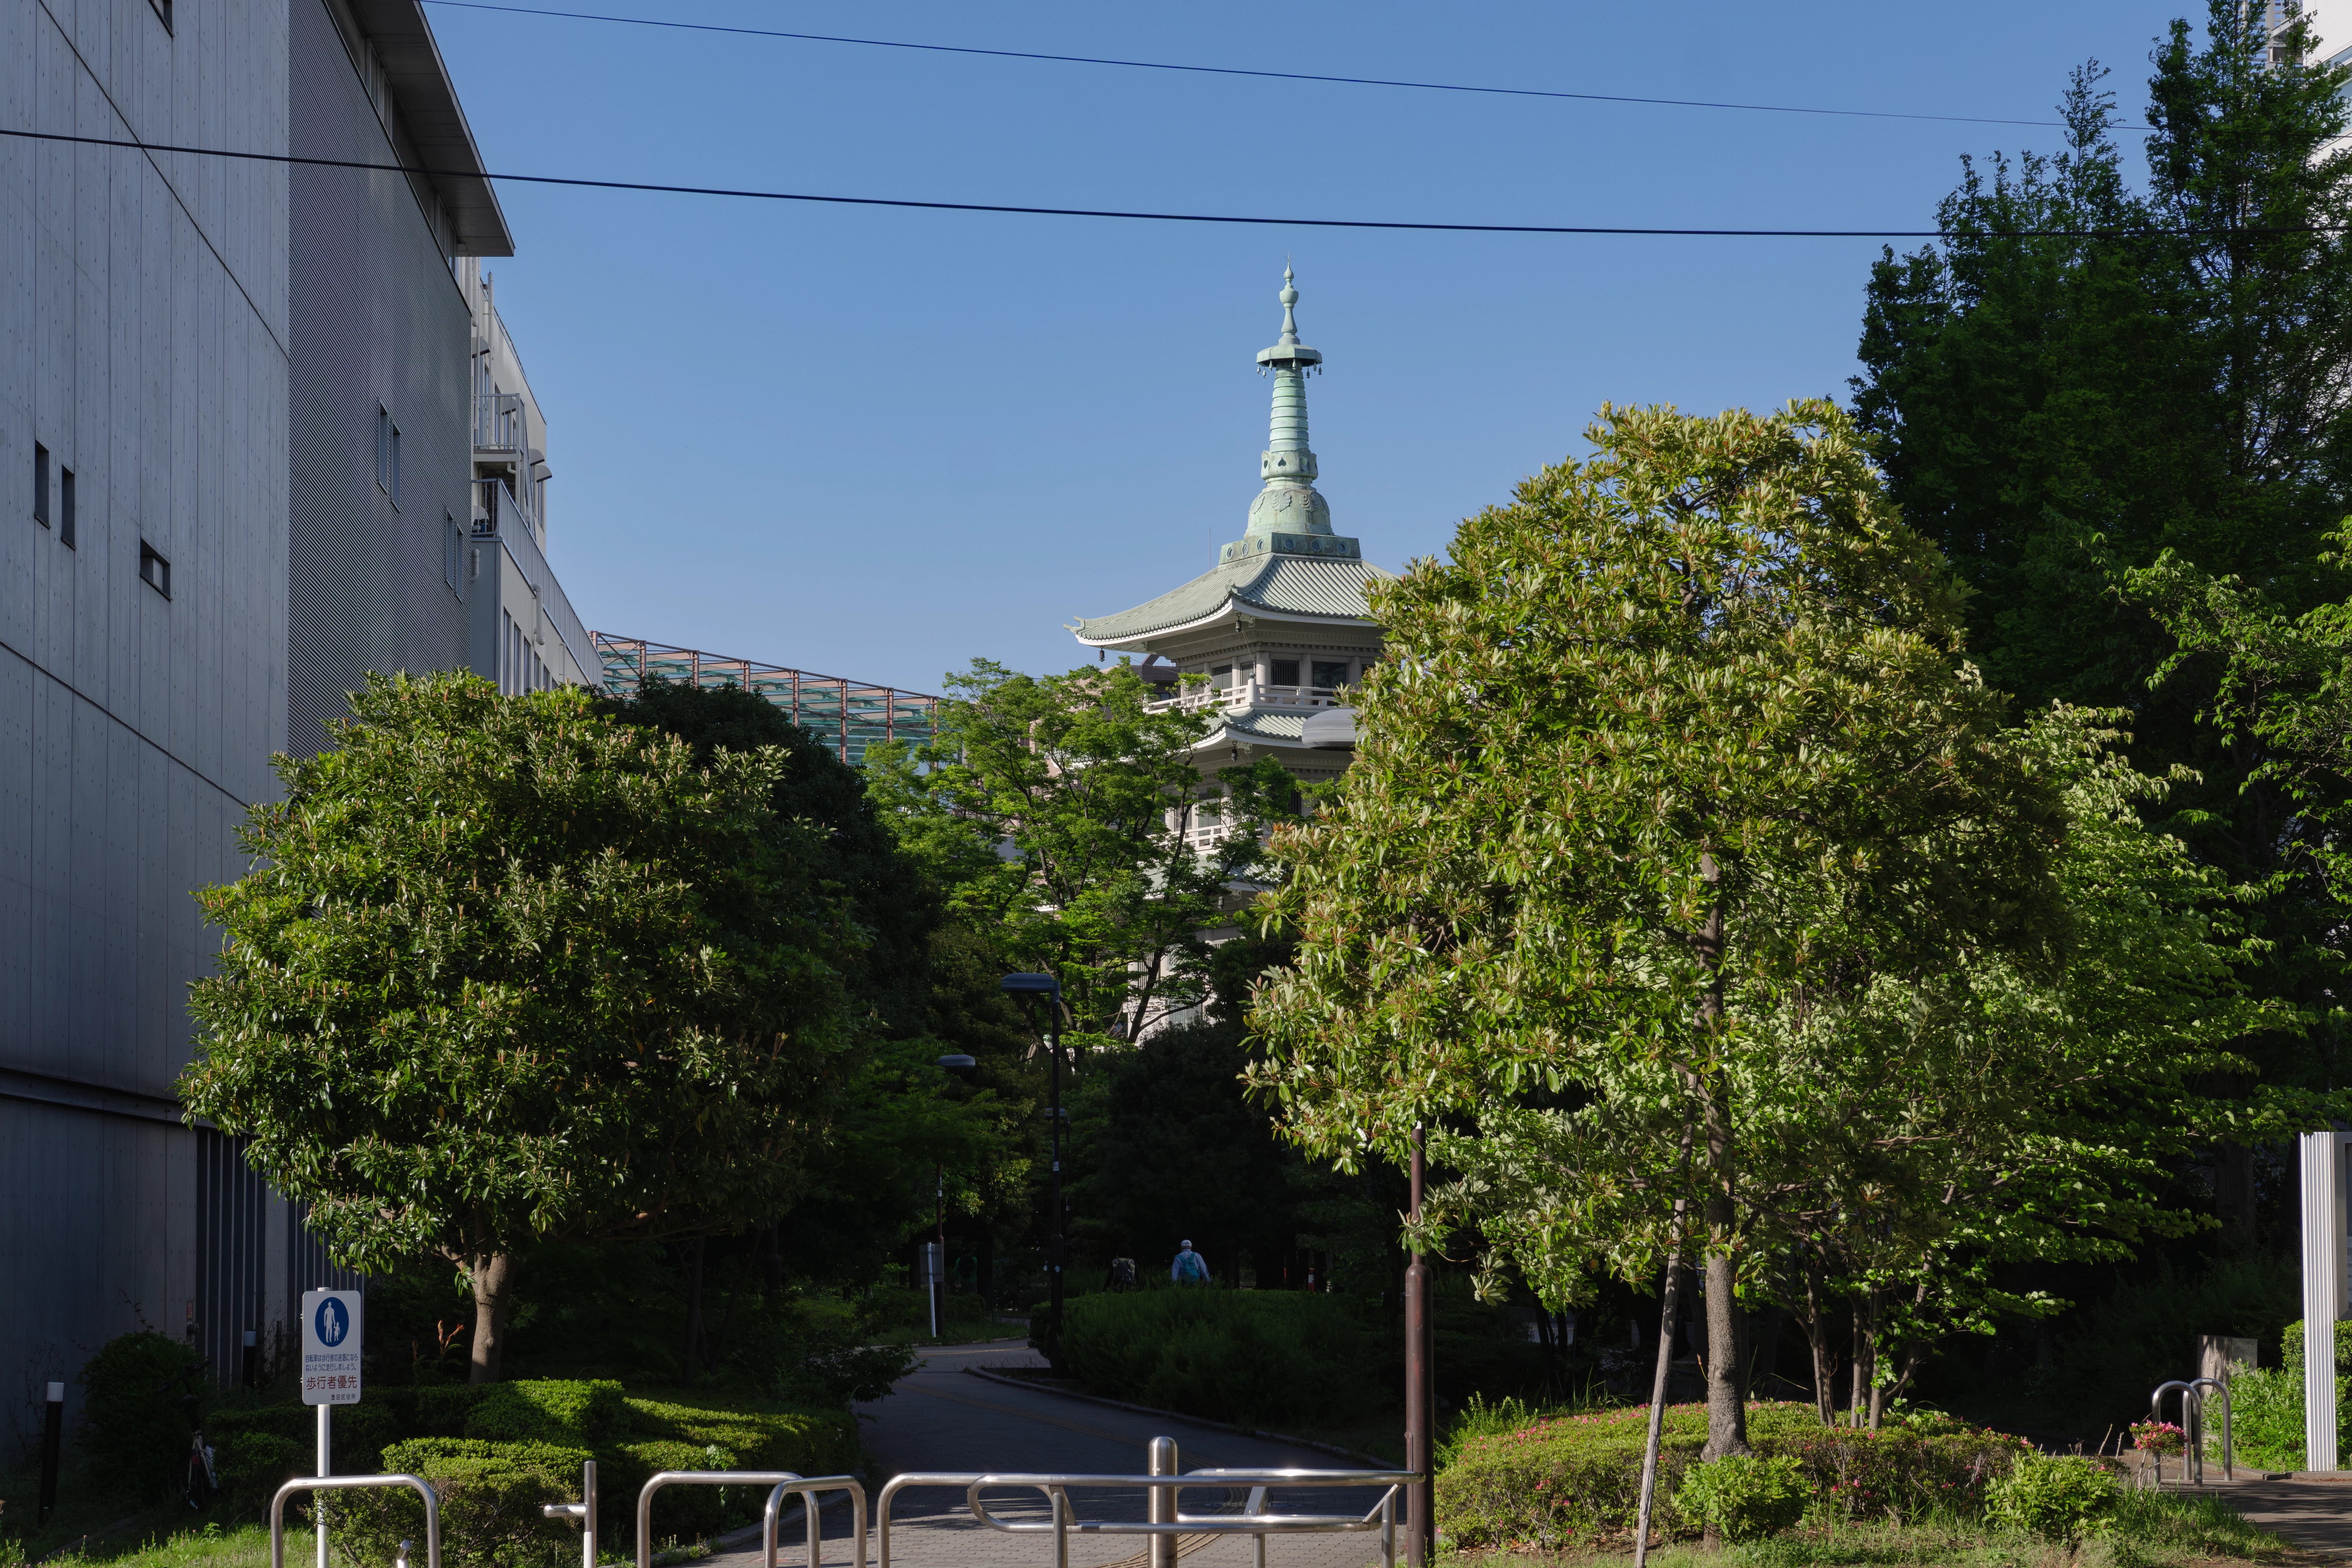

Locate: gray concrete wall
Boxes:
[0,0,292,1436]
[1,0,474,1437]
[287,0,470,759]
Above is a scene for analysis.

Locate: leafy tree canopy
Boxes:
[181,672,861,1379]
[1250,401,2068,1456]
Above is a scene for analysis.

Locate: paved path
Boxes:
[2160,1475,2352,1559]
[706,1339,1396,1568]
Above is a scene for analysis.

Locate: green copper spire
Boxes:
[1221,269,1361,566]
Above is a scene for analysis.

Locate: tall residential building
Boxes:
[1073,272,1393,811]
[3,0,592,1426]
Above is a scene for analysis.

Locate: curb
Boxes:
[960,1364,1395,1468]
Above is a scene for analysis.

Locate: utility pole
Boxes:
[1405,1124,1434,1566]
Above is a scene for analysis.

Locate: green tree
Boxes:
[1072,1020,1299,1284]
[870,659,1295,1048]
[181,673,860,1380]
[1850,4,2352,1182]
[1249,401,2067,1459]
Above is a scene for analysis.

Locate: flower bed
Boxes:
[1434,1401,2027,1551]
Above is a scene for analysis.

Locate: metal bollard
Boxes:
[1147,1438,1177,1568]
[396,1541,412,1568]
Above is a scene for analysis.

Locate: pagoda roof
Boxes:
[1073,554,1392,647]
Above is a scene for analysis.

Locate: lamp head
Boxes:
[998,972,1060,996]
[936,1053,977,1069]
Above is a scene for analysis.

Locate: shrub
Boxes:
[1675,1453,1808,1542]
[1986,1453,2119,1543]
[465,1381,628,1444]
[1062,1291,1382,1428]
[78,1332,209,1502]
[336,1439,586,1568]
[216,1432,304,1517]
[1435,1401,2024,1550]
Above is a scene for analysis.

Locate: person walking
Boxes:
[1171,1240,1211,1285]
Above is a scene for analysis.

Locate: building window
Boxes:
[33,443,48,526]
[1211,664,1232,688]
[59,466,74,548]
[1312,660,1350,691]
[1270,658,1300,688]
[443,512,464,596]
[375,406,402,508]
[140,542,171,599]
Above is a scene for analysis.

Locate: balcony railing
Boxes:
[1145,680,1346,716]
[473,476,537,546]
[474,390,528,454]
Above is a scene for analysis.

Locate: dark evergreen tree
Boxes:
[1850,4,2352,1154]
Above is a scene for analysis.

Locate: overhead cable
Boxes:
[2,125,2321,239]
[420,0,2143,133]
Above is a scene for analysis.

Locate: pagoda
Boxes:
[1072,270,1392,794]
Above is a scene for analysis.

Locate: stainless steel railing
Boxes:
[634,1469,868,1568]
[2149,1377,2234,1483]
[876,1446,1413,1568]
[270,1474,440,1568]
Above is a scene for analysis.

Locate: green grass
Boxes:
[1440,1488,2295,1568]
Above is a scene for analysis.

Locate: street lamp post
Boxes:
[998,972,1065,1369]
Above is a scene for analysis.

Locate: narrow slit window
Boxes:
[389,425,403,510]
[59,467,74,548]
[33,443,49,526]
[442,512,463,595]
[139,542,171,599]
[375,407,390,493]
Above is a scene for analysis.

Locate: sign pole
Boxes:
[316,1403,331,1568]
[301,1287,363,1568]
[1404,1124,1434,1566]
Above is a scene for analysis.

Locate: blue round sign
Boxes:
[314,1297,349,1347]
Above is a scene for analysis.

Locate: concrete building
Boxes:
[1073,271,1393,817]
[1,0,591,1428]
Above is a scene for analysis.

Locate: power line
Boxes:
[420,0,2140,134]
[3,124,2316,239]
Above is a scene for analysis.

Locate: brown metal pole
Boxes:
[1405,1125,1434,1566]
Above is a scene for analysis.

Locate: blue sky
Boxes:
[428,0,2197,695]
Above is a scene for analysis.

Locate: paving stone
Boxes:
[702,1339,1399,1568]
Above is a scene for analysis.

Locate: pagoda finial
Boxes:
[1218,269,1353,564]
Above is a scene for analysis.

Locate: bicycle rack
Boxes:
[875,1446,1415,1568]
[633,1469,868,1568]
[2149,1377,2235,1484]
[270,1474,441,1568]
[541,1459,597,1568]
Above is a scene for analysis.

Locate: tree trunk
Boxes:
[2216,1144,2257,1245]
[681,1237,706,1385]
[1795,1252,1838,1425]
[1694,853,1748,1466]
[1753,1302,1784,1389]
[1848,1289,1877,1430]
[466,1252,519,1384]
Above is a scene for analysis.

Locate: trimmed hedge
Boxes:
[209,1379,857,1545]
[1062,1292,1383,1427]
[1436,1402,2027,1550]
[335,1439,588,1568]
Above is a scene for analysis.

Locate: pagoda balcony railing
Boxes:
[1145,680,1345,716]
